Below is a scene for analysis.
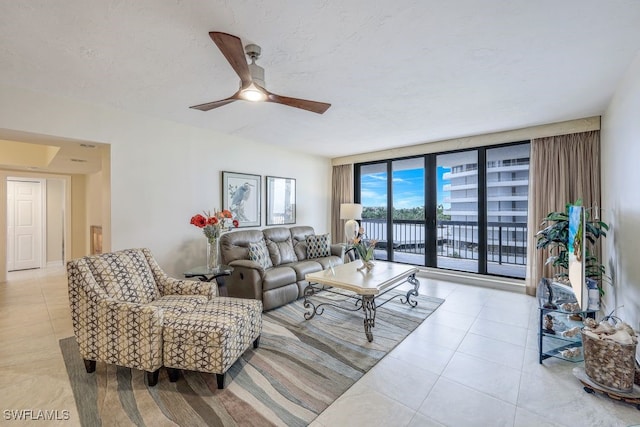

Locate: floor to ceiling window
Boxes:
[355,141,530,279]
[437,151,479,273]
[358,162,389,261]
[392,158,425,264]
[485,144,530,277]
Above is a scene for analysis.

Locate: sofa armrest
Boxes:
[331,243,345,259]
[229,259,265,272]
[141,248,216,298]
[157,276,217,299]
[98,298,164,325]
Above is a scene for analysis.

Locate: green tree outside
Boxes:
[361,205,450,221]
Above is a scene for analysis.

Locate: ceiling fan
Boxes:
[190,32,331,114]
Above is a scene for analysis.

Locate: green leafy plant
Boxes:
[350,236,377,262]
[535,200,609,292]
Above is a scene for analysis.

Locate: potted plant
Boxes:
[536,200,609,294]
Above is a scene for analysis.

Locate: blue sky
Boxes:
[360,167,450,209]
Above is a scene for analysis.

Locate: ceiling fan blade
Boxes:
[266,92,331,114]
[209,32,252,85]
[189,92,241,111]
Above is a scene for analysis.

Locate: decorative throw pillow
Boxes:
[248,241,273,269]
[306,234,331,259]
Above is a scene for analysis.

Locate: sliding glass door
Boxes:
[392,158,425,265]
[358,162,389,261]
[355,141,530,279]
[485,144,529,277]
[436,151,479,273]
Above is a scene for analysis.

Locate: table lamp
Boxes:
[340,203,362,242]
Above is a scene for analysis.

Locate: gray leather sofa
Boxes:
[219,226,344,311]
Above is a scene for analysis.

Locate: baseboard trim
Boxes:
[416,267,526,293]
[46,260,64,268]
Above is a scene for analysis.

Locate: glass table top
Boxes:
[184,265,233,276]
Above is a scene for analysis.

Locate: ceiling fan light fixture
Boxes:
[240,83,267,102]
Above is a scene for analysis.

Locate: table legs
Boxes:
[303,285,324,320]
[400,273,420,307]
[362,295,376,342]
[303,273,420,342]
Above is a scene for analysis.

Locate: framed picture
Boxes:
[222,171,261,227]
[266,176,296,225]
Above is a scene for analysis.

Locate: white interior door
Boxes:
[7,180,43,271]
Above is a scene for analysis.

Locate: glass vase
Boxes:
[357,259,375,272]
[206,238,219,271]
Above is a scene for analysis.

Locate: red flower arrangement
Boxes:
[190,209,239,242]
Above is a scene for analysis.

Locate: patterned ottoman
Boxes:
[163,297,262,389]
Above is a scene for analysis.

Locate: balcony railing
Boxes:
[360,218,527,277]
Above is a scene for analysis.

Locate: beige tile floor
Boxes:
[1,267,639,426]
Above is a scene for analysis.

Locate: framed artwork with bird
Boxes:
[222,171,261,227]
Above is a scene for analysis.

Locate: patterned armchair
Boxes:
[67,248,216,386]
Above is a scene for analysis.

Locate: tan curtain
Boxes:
[331,164,354,244]
[525,130,600,295]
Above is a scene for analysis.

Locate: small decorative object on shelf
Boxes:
[190,210,239,271]
[561,326,581,338]
[560,347,582,359]
[536,278,576,309]
[560,302,581,313]
[544,315,555,334]
[541,278,557,309]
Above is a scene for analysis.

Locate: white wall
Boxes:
[0,85,332,278]
[86,171,103,229]
[601,51,640,360]
[46,178,65,265]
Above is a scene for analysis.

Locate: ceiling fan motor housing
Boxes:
[244,43,261,59]
[248,62,265,88]
[243,44,265,88]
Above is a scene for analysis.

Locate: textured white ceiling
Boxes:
[1,0,640,159]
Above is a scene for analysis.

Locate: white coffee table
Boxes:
[304,260,420,341]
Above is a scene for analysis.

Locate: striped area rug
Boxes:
[60,291,444,426]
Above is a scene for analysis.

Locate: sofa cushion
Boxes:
[287,260,323,281]
[263,227,298,265]
[306,234,331,259]
[262,284,300,312]
[309,255,343,269]
[248,240,273,269]
[85,249,160,304]
[148,294,208,319]
[262,266,297,291]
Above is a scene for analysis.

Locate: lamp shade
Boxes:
[340,203,362,220]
